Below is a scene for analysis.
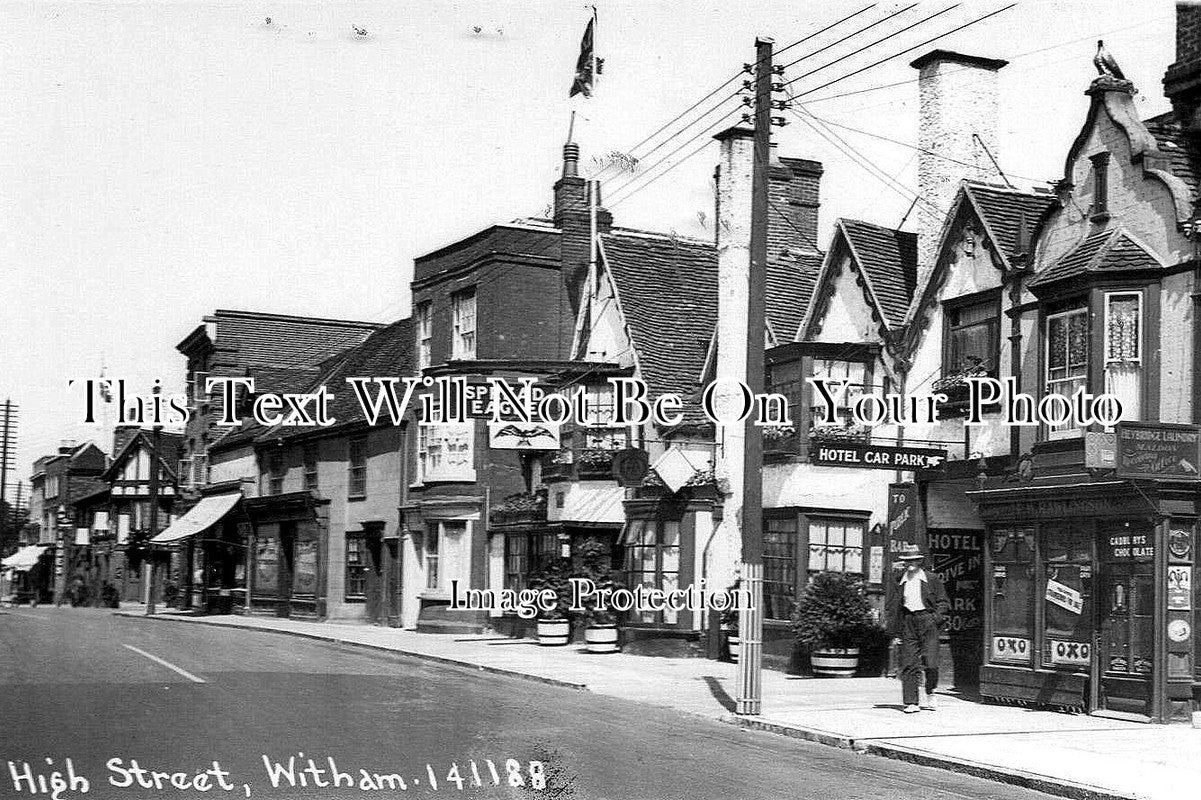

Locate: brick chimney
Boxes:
[112,426,140,458]
[911,50,1008,283]
[1164,1,1201,133]
[553,142,612,320]
[768,156,823,260]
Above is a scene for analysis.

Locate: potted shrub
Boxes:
[720,579,741,662]
[529,557,574,646]
[574,537,622,653]
[791,572,878,677]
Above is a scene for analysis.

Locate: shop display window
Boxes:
[1042,524,1093,670]
[990,527,1034,663]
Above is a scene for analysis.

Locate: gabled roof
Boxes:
[963,183,1057,265]
[102,430,184,482]
[600,230,717,414]
[817,218,917,331]
[1029,228,1163,288]
[598,228,820,429]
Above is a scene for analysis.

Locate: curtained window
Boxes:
[1104,292,1141,421]
[1045,306,1089,437]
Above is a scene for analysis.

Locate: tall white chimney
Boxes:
[707,125,756,593]
[911,50,1008,284]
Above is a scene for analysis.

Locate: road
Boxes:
[0,607,1053,800]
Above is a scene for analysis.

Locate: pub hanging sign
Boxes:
[1115,422,1201,481]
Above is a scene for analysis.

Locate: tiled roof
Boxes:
[1030,228,1162,287]
[601,231,718,411]
[965,183,1057,261]
[211,310,383,369]
[767,253,823,342]
[838,219,917,327]
[255,317,415,444]
[1144,112,1200,201]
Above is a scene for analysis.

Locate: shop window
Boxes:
[764,516,797,621]
[624,519,680,625]
[345,534,367,599]
[451,288,476,360]
[945,293,1000,377]
[255,532,280,596]
[504,531,557,593]
[1045,306,1089,438]
[1041,524,1093,670]
[348,436,367,498]
[1103,292,1142,421]
[990,527,1035,664]
[303,443,319,492]
[806,517,865,574]
[294,536,318,597]
[416,301,432,372]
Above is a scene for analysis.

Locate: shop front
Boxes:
[244,492,329,619]
[151,491,247,614]
[969,479,1195,723]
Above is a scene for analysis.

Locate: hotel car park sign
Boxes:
[811,442,947,471]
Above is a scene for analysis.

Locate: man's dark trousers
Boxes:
[900,608,939,705]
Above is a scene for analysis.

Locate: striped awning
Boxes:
[2,545,48,572]
[151,493,241,544]
[549,482,625,525]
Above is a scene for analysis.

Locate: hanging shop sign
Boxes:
[1115,422,1201,480]
[1168,565,1192,611]
[1084,431,1117,469]
[886,483,920,554]
[1045,578,1084,614]
[611,448,650,486]
[487,422,561,450]
[812,443,946,471]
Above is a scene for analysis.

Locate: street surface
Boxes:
[0,608,1053,800]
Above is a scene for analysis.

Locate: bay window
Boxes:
[1045,306,1089,437]
[806,516,865,574]
[1103,292,1142,421]
[417,420,476,483]
[423,520,468,594]
[810,358,867,430]
[763,516,798,621]
[624,519,680,625]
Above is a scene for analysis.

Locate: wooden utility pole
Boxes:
[0,399,16,549]
[734,36,772,717]
[146,388,162,615]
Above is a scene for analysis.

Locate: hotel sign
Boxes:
[1115,422,1201,480]
[812,443,946,471]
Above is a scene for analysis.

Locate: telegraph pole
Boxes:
[0,400,17,550]
[734,36,772,717]
[146,387,162,615]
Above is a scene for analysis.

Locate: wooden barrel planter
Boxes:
[811,647,860,677]
[584,624,619,653]
[725,629,741,662]
[536,618,570,646]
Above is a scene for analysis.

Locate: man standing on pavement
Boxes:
[886,544,950,714]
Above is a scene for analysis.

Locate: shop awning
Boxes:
[150,493,241,544]
[552,483,625,525]
[2,545,48,572]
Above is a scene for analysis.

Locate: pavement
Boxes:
[112,605,1201,800]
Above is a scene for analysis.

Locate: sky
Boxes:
[0,0,1177,498]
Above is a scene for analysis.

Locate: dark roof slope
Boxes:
[838,219,917,327]
[601,231,717,406]
[1144,112,1201,201]
[209,309,382,369]
[966,183,1057,261]
[1030,228,1162,288]
[766,253,823,342]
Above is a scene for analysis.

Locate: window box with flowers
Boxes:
[578,448,616,479]
[763,424,803,456]
[808,422,871,444]
[489,490,548,527]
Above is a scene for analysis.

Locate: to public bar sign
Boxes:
[811,442,947,471]
[1115,422,1201,480]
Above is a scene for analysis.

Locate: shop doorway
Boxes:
[1095,544,1155,716]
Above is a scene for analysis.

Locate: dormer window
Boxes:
[1103,291,1141,420]
[945,293,1000,379]
[1045,305,1089,438]
[1090,152,1110,219]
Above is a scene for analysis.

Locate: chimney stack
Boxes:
[1164,1,1201,133]
[768,157,823,260]
[112,426,140,458]
[911,50,1008,283]
[553,142,612,321]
